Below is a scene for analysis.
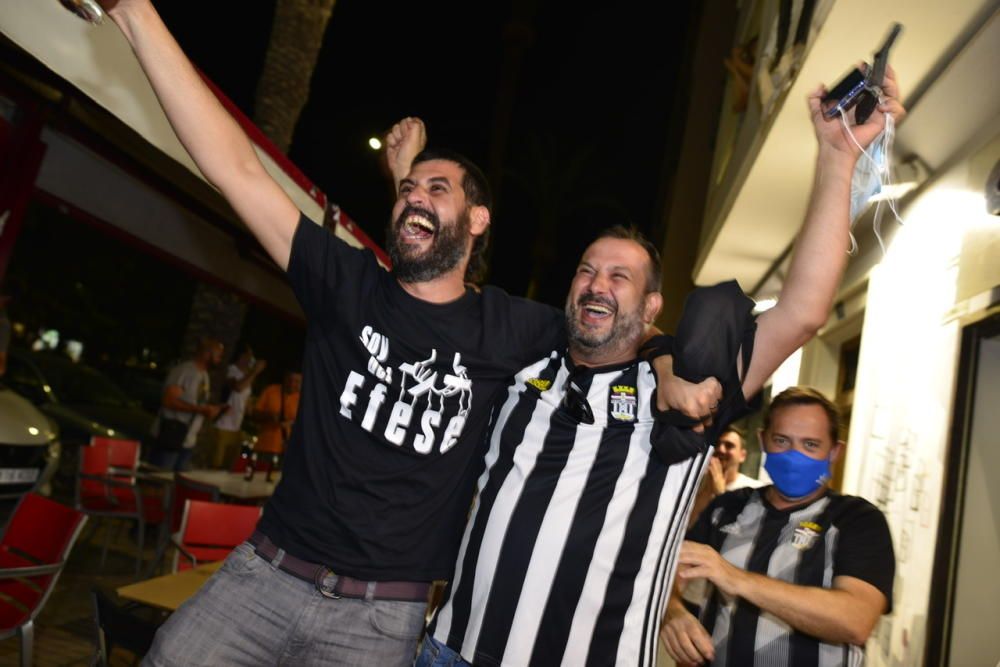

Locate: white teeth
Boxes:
[405,215,435,233]
[584,304,612,315]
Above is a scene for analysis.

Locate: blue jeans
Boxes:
[414,635,471,667]
[148,447,193,472]
[143,542,427,666]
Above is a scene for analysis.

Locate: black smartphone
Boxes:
[821,67,867,120]
[822,23,903,123]
[854,23,903,123]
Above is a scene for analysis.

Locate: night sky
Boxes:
[156,0,698,307]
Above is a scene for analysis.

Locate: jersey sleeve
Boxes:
[833,500,896,613]
[685,490,750,549]
[286,213,378,318]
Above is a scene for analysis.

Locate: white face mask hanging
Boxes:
[841,102,902,256]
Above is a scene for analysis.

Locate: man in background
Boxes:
[662,387,894,667]
[150,337,225,471]
[690,426,766,520]
[253,369,301,457]
[714,427,765,491]
[210,344,267,468]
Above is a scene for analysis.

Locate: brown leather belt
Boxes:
[248,531,431,602]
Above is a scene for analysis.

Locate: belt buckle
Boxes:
[314,567,341,599]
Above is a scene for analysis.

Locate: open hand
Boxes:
[661,604,714,665]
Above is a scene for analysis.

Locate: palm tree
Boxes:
[253,0,338,153]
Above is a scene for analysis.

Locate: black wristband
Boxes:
[639,334,673,361]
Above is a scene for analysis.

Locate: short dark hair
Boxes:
[721,426,745,448]
[593,225,662,293]
[412,148,492,284]
[764,386,841,444]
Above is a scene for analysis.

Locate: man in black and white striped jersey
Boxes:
[415,70,905,667]
[663,388,893,667]
[419,227,761,667]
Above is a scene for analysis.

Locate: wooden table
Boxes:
[149,469,281,501]
[117,560,224,612]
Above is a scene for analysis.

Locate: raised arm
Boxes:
[385,117,427,192]
[231,360,267,393]
[741,69,905,398]
[100,0,299,269]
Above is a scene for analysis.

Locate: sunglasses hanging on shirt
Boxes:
[561,367,595,425]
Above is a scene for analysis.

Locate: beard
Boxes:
[565,291,645,360]
[388,205,470,283]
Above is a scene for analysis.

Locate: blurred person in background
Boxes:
[210,344,267,468]
[150,337,225,471]
[253,369,301,457]
[690,426,766,522]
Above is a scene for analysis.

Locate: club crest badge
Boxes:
[792,521,823,550]
[609,385,637,422]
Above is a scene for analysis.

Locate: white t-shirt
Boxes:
[215,364,252,432]
[727,471,765,490]
[158,360,209,449]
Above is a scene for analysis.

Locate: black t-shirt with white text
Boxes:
[258,216,564,581]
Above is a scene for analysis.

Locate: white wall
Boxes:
[843,143,1000,666]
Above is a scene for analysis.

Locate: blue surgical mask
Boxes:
[849,129,887,222]
[763,449,831,500]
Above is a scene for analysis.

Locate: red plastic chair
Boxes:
[172,500,261,572]
[0,493,87,667]
[147,475,221,575]
[95,436,141,472]
[76,437,168,575]
[170,476,220,535]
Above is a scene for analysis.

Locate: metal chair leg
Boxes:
[19,620,33,667]
[100,519,112,569]
[144,519,170,578]
[136,519,145,576]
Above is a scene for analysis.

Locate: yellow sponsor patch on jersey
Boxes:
[527,378,551,391]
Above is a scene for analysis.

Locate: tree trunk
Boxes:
[253,0,338,153]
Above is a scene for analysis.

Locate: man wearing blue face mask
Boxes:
[662,387,894,667]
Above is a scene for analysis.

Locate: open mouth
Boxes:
[578,296,616,324]
[398,207,438,241]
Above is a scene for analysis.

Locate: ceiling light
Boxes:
[368,137,382,150]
